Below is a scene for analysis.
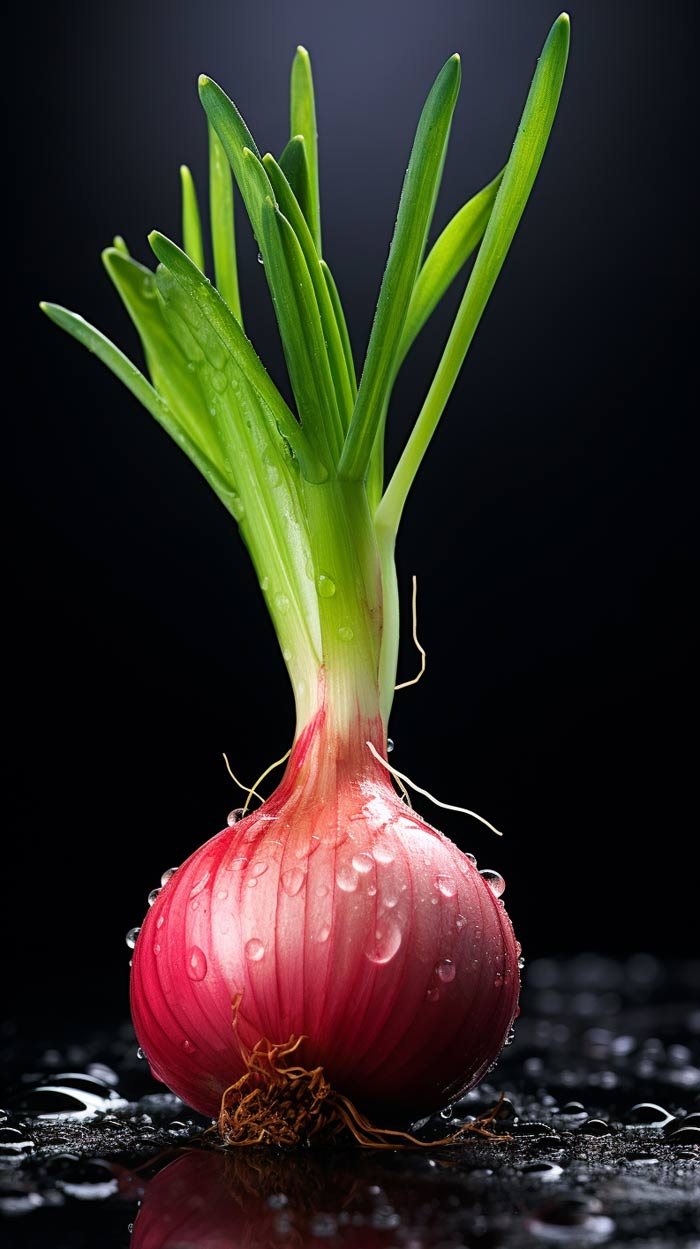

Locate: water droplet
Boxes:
[182,1038,197,1054]
[125,927,140,949]
[465,852,477,865]
[372,841,395,865]
[352,852,374,874]
[338,625,354,641]
[249,860,268,878]
[435,958,456,983]
[136,1048,145,1060]
[191,900,200,910]
[229,494,245,521]
[156,916,164,929]
[387,737,394,753]
[316,924,331,943]
[366,924,402,964]
[426,986,440,1004]
[317,573,336,598]
[434,874,457,898]
[504,1027,516,1047]
[274,593,290,614]
[336,864,359,892]
[216,889,228,900]
[190,871,211,899]
[480,868,505,897]
[211,369,227,394]
[153,942,161,956]
[227,808,245,826]
[186,946,208,981]
[316,884,329,897]
[245,938,265,961]
[384,895,398,909]
[367,883,377,896]
[260,576,270,592]
[147,888,161,906]
[281,866,306,896]
[518,955,526,970]
[455,914,467,932]
[257,251,264,264]
[229,856,249,871]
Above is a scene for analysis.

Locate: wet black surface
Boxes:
[2,956,699,1247]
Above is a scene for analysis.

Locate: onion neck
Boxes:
[289,476,386,756]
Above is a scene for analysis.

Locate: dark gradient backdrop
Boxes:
[9,1,696,1028]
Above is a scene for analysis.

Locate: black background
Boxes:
[9,0,695,1031]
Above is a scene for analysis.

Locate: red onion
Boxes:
[131,701,519,1122]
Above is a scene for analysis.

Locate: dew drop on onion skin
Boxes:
[156,916,164,929]
[281,867,306,897]
[365,924,402,965]
[147,888,161,906]
[186,947,208,982]
[435,958,456,983]
[160,866,178,885]
[336,863,359,892]
[182,1039,197,1054]
[245,938,265,962]
[455,914,467,932]
[125,927,140,949]
[372,841,394,865]
[229,857,248,872]
[352,852,374,874]
[426,986,440,1004]
[249,861,269,879]
[480,869,506,897]
[227,809,245,827]
[434,874,457,898]
[315,924,331,943]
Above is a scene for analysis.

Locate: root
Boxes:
[366,741,504,836]
[394,575,427,691]
[222,746,292,814]
[216,1004,505,1149]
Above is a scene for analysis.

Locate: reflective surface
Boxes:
[2,956,699,1247]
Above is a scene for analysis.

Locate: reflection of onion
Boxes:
[131,1147,472,1248]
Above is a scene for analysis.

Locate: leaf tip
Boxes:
[295,44,309,59]
[39,300,49,314]
[198,74,210,89]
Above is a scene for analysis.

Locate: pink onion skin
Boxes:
[131,705,519,1121]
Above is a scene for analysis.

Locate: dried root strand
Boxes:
[217,1015,505,1149]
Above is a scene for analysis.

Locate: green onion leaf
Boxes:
[338,53,462,482]
[376,13,570,537]
[278,135,312,230]
[259,197,342,462]
[290,47,321,254]
[320,259,356,395]
[198,75,272,245]
[148,229,327,482]
[102,248,221,466]
[180,165,205,271]
[264,153,354,428]
[209,122,242,325]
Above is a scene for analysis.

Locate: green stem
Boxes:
[297,477,385,736]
